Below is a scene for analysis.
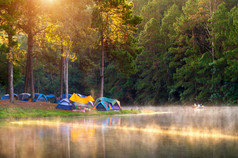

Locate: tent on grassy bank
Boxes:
[18,93,31,101]
[46,94,55,98]
[93,97,121,111]
[33,94,48,102]
[46,94,56,103]
[69,93,94,109]
[56,98,75,110]
[1,94,18,100]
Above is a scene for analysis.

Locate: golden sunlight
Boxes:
[43,0,55,3]
[11,120,238,140]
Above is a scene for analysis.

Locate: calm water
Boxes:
[0,106,238,158]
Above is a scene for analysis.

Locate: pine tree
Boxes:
[92,0,142,97]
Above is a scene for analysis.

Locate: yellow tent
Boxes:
[69,93,94,104]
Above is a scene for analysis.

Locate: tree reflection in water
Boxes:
[0,106,238,158]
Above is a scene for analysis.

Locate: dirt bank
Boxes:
[0,100,57,110]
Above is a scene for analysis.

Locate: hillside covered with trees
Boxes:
[0,0,238,105]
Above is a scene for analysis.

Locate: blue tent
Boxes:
[56,99,75,110]
[93,97,121,111]
[93,101,111,111]
[62,94,72,99]
[18,93,31,101]
[1,94,18,99]
[46,94,55,98]
[46,94,57,103]
[56,94,72,103]
[33,94,48,102]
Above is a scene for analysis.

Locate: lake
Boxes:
[0,106,238,158]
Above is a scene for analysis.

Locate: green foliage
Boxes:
[225,0,238,9]
[160,4,182,49]
[120,0,238,104]
[139,0,162,30]
[139,18,160,53]
[138,0,187,31]
[0,44,21,89]
[103,64,137,103]
[2,0,238,105]
[32,64,92,96]
[92,0,142,71]
[98,0,238,105]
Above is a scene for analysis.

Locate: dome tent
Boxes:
[1,94,18,100]
[56,98,75,110]
[93,97,121,111]
[18,93,31,101]
[33,94,48,102]
[46,94,56,103]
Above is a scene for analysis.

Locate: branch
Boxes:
[33,25,49,36]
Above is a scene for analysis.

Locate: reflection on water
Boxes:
[0,106,238,158]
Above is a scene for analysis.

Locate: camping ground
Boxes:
[0,100,140,119]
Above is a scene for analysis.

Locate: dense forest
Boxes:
[0,0,238,105]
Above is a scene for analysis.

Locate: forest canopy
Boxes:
[0,0,238,105]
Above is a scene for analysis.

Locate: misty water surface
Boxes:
[0,106,238,158]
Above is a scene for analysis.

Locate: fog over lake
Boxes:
[0,106,238,158]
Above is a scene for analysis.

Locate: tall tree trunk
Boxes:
[28,33,35,100]
[60,43,65,99]
[210,0,217,61]
[23,0,35,100]
[24,0,32,93]
[8,34,14,103]
[24,52,30,92]
[100,33,104,98]
[192,27,196,49]
[65,56,69,99]
[100,10,104,98]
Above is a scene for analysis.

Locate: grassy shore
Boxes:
[0,106,141,119]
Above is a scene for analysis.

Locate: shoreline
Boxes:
[1,99,238,120]
[0,106,141,120]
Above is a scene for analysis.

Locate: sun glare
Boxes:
[44,0,55,3]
